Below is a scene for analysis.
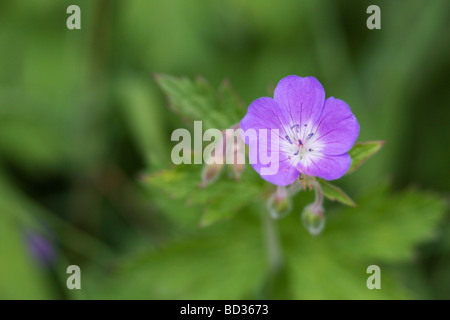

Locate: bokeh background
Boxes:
[1,0,449,299]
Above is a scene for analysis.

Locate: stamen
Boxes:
[291,124,300,132]
[304,124,307,127]
[285,135,293,144]
[298,139,303,146]
[307,133,314,140]
[308,148,313,152]
[294,150,299,155]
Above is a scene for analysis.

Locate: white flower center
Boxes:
[281,122,321,164]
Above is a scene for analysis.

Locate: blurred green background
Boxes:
[0,0,449,299]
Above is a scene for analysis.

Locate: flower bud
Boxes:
[200,162,224,188]
[25,229,56,267]
[200,129,226,188]
[201,123,246,186]
[230,137,245,180]
[301,203,325,236]
[267,186,292,219]
[224,125,246,181]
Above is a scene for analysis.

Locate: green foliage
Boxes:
[0,174,52,299]
[86,182,447,299]
[1,0,449,300]
[154,74,243,130]
[347,141,385,175]
[112,74,447,300]
[318,178,356,207]
[284,187,446,299]
[116,76,170,169]
[149,74,381,223]
[87,211,267,299]
[142,164,264,227]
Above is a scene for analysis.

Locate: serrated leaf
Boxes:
[154,74,241,130]
[218,79,245,122]
[200,182,260,227]
[325,188,447,262]
[317,178,356,207]
[347,141,384,174]
[282,186,447,299]
[142,165,263,226]
[142,164,201,200]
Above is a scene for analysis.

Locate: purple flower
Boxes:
[25,229,56,266]
[240,75,359,186]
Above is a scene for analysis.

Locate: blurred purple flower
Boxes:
[25,230,56,266]
[240,75,359,186]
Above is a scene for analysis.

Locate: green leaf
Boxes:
[317,178,356,207]
[85,211,267,299]
[142,165,263,227]
[325,187,447,262]
[142,165,201,201]
[217,79,245,123]
[347,141,384,175]
[90,184,447,300]
[200,182,260,227]
[282,186,447,299]
[116,76,169,169]
[154,74,241,130]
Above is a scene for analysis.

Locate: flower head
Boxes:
[240,75,359,186]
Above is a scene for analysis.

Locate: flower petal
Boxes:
[311,97,359,155]
[299,153,351,180]
[274,75,325,133]
[241,97,299,186]
[249,150,300,186]
[240,97,289,133]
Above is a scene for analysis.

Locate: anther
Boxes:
[307,133,314,140]
[285,135,293,144]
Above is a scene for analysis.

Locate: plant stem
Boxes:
[310,178,324,209]
[263,207,283,273]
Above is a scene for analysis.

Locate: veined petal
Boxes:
[241,97,299,186]
[240,76,359,185]
[298,153,351,180]
[240,97,291,157]
[311,97,359,155]
[274,76,325,134]
[250,150,300,186]
[240,97,289,134]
